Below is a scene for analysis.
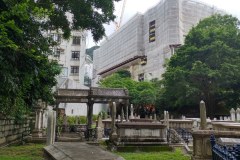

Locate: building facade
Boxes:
[93,0,224,84]
[48,30,107,116]
[48,30,87,85]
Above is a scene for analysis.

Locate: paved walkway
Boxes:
[44,142,124,160]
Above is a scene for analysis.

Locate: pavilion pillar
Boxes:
[51,103,59,142]
[110,102,117,141]
[87,101,94,129]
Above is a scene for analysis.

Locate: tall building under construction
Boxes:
[93,0,224,84]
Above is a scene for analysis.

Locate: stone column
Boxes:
[110,102,117,141]
[166,111,169,129]
[32,100,45,137]
[125,104,129,122]
[120,107,124,122]
[236,108,240,121]
[230,108,236,121]
[87,101,94,129]
[200,100,207,130]
[130,104,134,119]
[46,110,56,145]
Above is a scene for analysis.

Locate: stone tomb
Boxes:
[115,122,167,145]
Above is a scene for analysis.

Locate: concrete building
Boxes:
[48,30,107,116]
[93,0,224,84]
[48,30,87,85]
[84,55,93,86]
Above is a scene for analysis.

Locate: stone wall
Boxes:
[192,130,240,160]
[0,118,32,146]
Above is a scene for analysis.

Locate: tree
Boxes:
[99,71,157,116]
[0,0,120,118]
[161,14,240,117]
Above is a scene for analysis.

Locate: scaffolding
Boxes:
[93,0,224,83]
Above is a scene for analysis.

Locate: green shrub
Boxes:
[79,116,87,124]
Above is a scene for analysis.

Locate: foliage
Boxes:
[98,111,108,119]
[160,14,240,116]
[0,143,44,160]
[0,0,119,118]
[116,70,131,78]
[99,71,157,107]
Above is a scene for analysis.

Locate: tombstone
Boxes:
[200,100,207,130]
[220,116,223,120]
[130,104,134,119]
[224,116,228,121]
[134,113,137,119]
[118,115,121,121]
[96,116,103,140]
[230,108,236,121]
[236,108,240,121]
[213,118,217,121]
[42,110,48,129]
[164,111,167,121]
[46,110,56,145]
[137,115,140,119]
[166,111,169,129]
[153,114,157,121]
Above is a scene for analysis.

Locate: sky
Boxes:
[86,0,240,48]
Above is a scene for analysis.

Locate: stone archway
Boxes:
[54,87,130,141]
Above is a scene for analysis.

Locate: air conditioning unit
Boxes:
[140,57,147,65]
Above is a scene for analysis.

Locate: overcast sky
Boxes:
[86,0,240,48]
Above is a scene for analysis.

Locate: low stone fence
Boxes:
[160,119,194,131]
[0,118,32,146]
[212,122,240,131]
[192,130,240,160]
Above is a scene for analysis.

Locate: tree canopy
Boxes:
[99,70,157,108]
[0,0,120,118]
[160,14,240,117]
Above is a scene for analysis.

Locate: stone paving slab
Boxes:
[44,142,124,160]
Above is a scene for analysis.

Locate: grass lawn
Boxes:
[0,143,45,160]
[116,148,191,160]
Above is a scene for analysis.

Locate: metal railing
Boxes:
[210,135,240,160]
[175,128,192,144]
[167,128,192,144]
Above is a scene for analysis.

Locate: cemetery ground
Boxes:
[0,142,191,160]
[0,143,45,160]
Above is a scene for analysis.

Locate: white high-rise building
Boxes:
[93,0,224,84]
[49,30,87,85]
[48,30,107,116]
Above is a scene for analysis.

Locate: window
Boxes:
[138,73,144,82]
[50,47,61,58]
[149,20,156,43]
[71,51,80,60]
[72,36,81,45]
[70,66,79,75]
[50,33,61,43]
